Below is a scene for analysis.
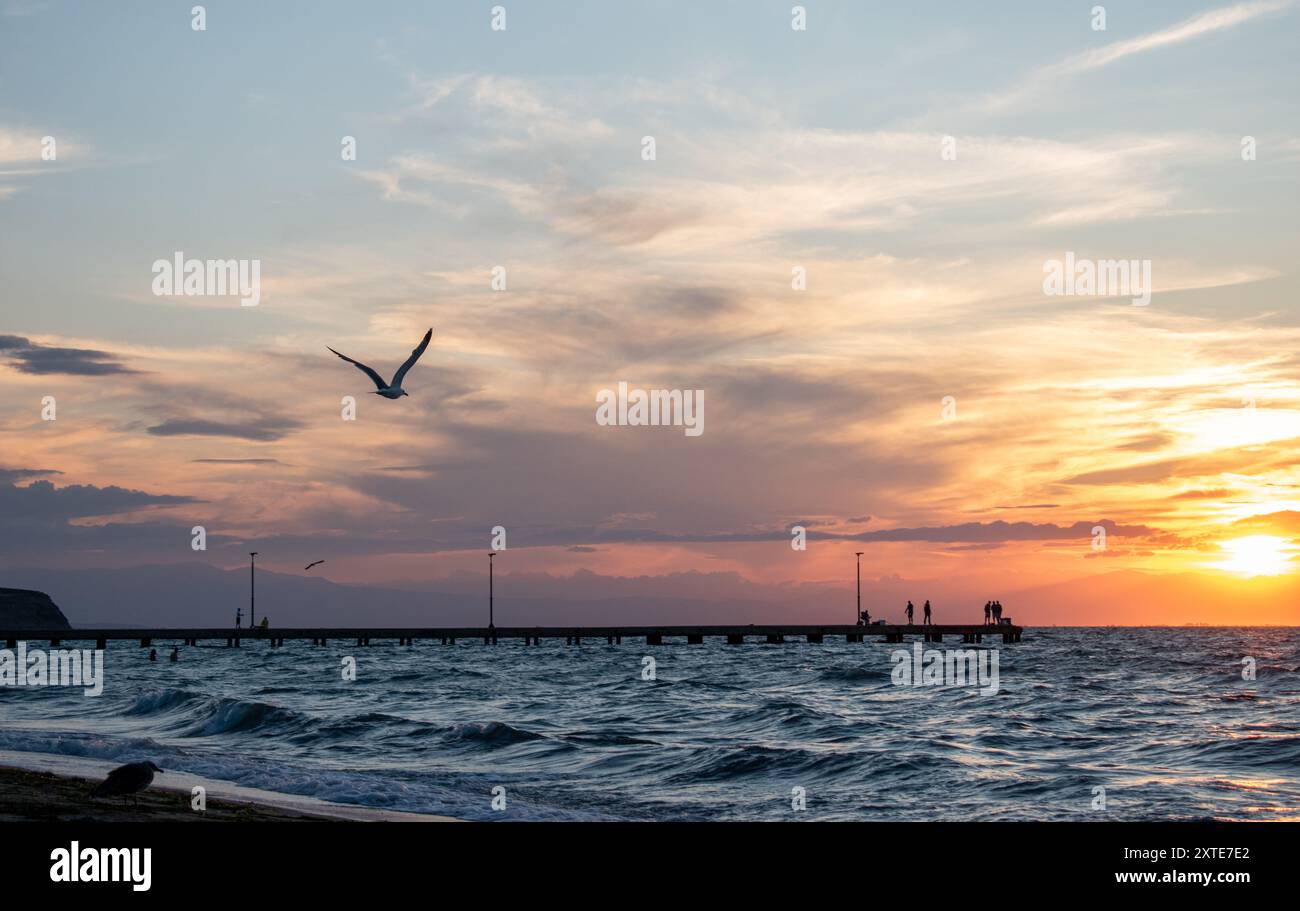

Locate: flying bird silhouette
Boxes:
[304,560,325,571]
[328,328,433,399]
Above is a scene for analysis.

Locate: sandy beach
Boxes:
[0,753,456,822]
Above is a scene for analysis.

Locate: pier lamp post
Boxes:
[249,552,258,629]
[488,551,496,629]
[855,552,864,625]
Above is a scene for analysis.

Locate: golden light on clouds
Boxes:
[1177,404,1300,452]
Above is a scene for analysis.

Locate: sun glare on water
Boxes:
[1211,535,1296,577]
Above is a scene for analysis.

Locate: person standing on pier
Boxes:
[984,602,992,625]
[858,608,870,626]
[236,607,242,629]
[923,600,932,625]
[905,600,914,624]
[993,601,1003,624]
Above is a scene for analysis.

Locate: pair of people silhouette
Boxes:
[984,601,1004,624]
[904,600,932,625]
[234,609,269,631]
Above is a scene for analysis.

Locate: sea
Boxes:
[0,628,1296,821]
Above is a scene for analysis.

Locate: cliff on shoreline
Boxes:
[0,588,72,630]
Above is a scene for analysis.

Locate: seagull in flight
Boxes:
[304,560,325,571]
[328,328,433,399]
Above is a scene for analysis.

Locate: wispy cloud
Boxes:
[0,125,86,203]
[1057,1,1289,76]
[980,1,1290,113]
[360,117,1220,249]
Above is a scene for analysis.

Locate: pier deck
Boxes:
[2,624,1023,647]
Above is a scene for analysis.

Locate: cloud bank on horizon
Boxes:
[1,1,1298,623]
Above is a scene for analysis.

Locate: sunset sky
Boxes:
[2,1,1299,624]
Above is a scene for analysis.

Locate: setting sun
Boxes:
[1210,535,1296,577]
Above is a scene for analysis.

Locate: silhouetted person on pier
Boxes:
[236,608,242,628]
[858,609,870,626]
[993,601,1003,624]
[984,602,992,625]
[169,647,179,663]
[148,649,157,662]
[923,600,932,625]
[905,601,914,624]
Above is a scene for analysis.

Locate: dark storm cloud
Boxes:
[0,334,137,375]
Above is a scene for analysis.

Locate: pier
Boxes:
[1,624,1023,649]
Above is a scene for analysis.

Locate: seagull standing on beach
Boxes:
[328,328,433,399]
[91,761,163,805]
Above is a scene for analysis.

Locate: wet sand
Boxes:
[0,765,340,822]
[0,754,456,822]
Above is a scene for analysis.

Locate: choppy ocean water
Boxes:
[0,628,1296,821]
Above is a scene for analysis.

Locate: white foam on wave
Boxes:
[0,727,604,821]
[0,748,454,821]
